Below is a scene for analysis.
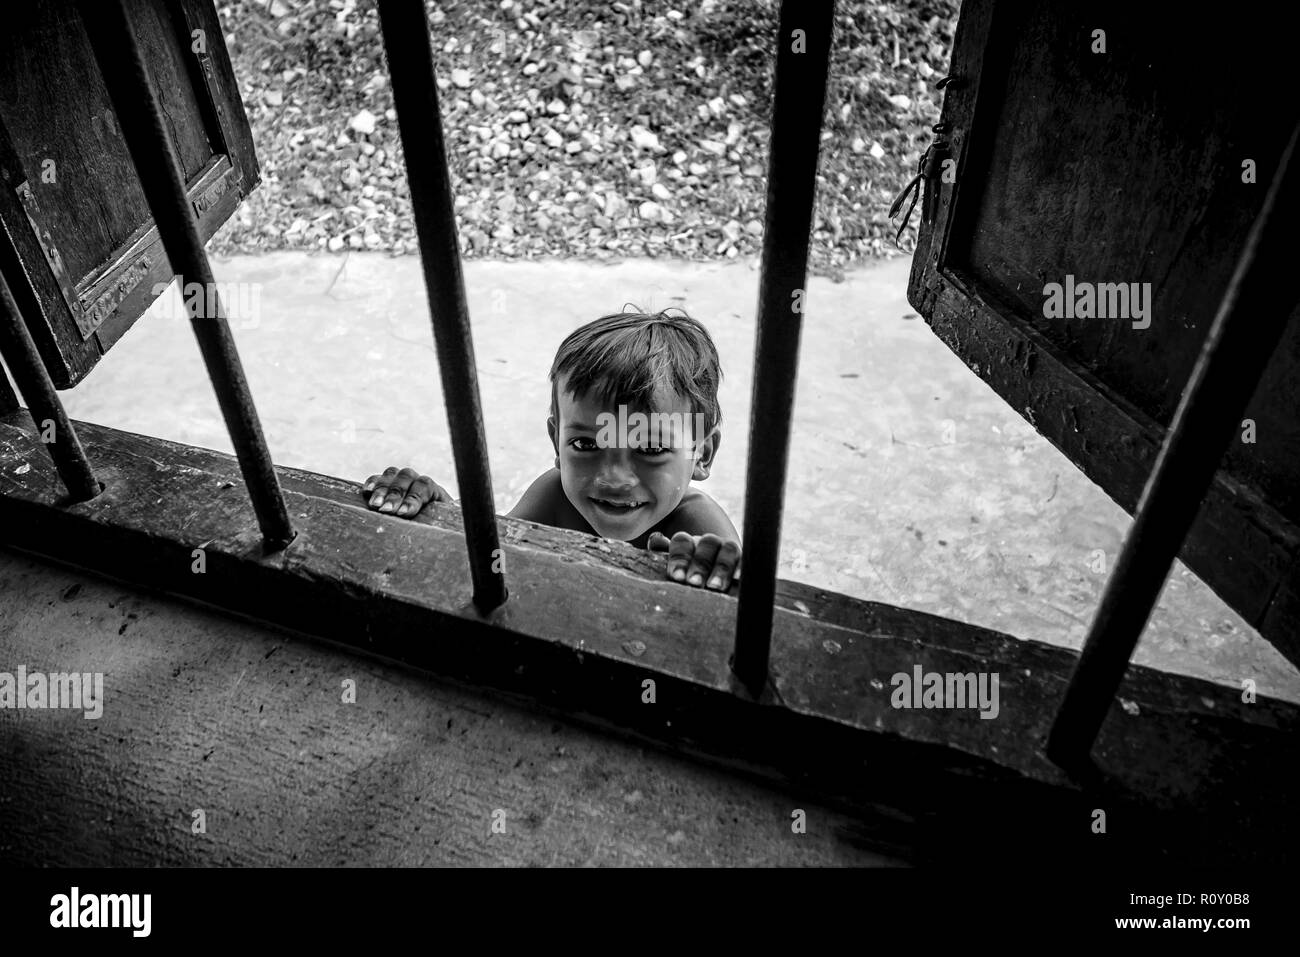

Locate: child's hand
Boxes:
[647,531,741,592]
[362,466,453,518]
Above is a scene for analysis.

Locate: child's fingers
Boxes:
[373,467,419,512]
[396,475,438,516]
[665,531,696,581]
[683,534,722,587]
[646,531,672,553]
[705,540,740,591]
[362,466,399,496]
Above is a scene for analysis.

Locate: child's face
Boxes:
[550,376,717,541]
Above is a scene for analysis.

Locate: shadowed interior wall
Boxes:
[0,546,898,867]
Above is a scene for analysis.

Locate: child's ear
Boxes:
[692,428,721,481]
[547,415,559,470]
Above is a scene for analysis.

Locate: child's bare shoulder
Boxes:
[508,469,591,534]
[507,468,563,524]
[660,487,739,541]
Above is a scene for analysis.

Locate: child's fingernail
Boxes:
[369,493,384,507]
[688,573,703,585]
[379,502,394,513]
[707,576,722,589]
[671,568,685,580]
[397,503,411,515]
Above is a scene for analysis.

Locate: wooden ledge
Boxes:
[1,411,1296,864]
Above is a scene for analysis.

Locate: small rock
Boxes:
[630,126,660,151]
[687,162,709,177]
[638,201,663,222]
[546,98,566,115]
[491,140,511,159]
[265,89,284,107]
[870,141,886,160]
[301,175,327,201]
[851,137,866,154]
[451,68,472,89]
[699,139,726,155]
[506,109,529,124]
[349,109,377,136]
[651,182,671,201]
[470,88,486,107]
[637,50,653,68]
[722,220,742,243]
[543,128,563,148]
[888,93,912,110]
[327,234,345,252]
[745,219,763,236]
[635,163,656,186]
[604,190,627,218]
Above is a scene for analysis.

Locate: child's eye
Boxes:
[568,437,598,452]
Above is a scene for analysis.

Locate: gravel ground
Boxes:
[208,0,957,279]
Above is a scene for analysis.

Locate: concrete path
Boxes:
[48,251,1300,702]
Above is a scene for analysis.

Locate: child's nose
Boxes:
[595,453,637,488]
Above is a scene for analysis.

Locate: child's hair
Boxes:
[549,307,723,439]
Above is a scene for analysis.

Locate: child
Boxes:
[362,309,742,591]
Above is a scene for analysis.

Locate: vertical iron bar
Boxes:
[0,357,18,414]
[733,0,836,696]
[76,0,294,550]
[0,269,100,500]
[1046,121,1300,768]
[377,0,507,612]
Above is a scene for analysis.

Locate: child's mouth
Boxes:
[590,497,646,517]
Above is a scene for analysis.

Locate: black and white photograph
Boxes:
[0,0,1291,930]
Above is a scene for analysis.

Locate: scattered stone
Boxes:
[638,201,662,222]
[349,109,376,135]
[630,126,661,151]
[451,68,472,89]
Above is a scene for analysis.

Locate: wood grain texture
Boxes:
[0,0,260,387]
[909,0,1300,668]
[1,412,1296,864]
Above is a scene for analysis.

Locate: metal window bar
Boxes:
[76,0,295,551]
[1046,119,1300,769]
[43,0,1282,750]
[732,0,836,697]
[0,268,100,501]
[376,0,507,613]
